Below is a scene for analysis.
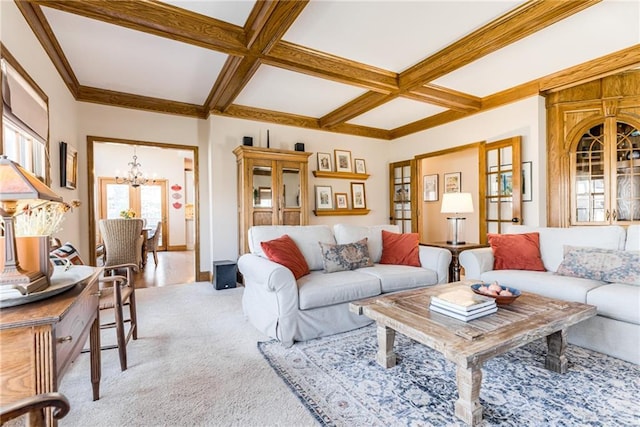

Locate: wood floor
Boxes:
[132,250,196,288]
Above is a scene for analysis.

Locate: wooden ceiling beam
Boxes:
[27,0,248,56]
[77,86,207,118]
[221,104,390,140]
[265,42,398,93]
[14,1,79,97]
[319,92,395,128]
[206,1,308,113]
[405,84,481,112]
[320,0,600,128]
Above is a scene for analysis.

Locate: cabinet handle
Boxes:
[612,210,617,220]
[57,336,73,344]
[605,210,610,220]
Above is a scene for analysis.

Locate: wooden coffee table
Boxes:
[349,282,597,426]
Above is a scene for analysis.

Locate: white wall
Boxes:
[389,96,547,227]
[1,1,83,252]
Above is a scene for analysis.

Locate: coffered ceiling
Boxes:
[11,0,640,140]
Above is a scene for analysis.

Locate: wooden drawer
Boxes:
[54,280,98,376]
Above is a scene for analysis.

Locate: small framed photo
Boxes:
[315,185,333,210]
[334,149,353,173]
[423,174,438,201]
[354,158,366,174]
[335,192,348,209]
[317,152,332,172]
[350,182,366,209]
[444,172,461,193]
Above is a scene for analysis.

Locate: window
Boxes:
[1,52,50,183]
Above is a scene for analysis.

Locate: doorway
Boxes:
[87,136,200,285]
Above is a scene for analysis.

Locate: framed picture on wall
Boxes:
[350,182,366,209]
[315,185,333,210]
[334,149,353,173]
[335,193,348,209]
[423,174,438,201]
[443,172,461,193]
[60,141,78,189]
[354,158,366,174]
[317,152,332,172]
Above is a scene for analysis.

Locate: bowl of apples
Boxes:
[471,282,521,305]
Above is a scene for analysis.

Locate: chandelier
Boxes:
[115,147,152,188]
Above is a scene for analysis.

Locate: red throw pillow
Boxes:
[260,234,310,279]
[379,230,421,267]
[487,232,546,271]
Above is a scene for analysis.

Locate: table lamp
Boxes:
[0,155,62,295]
[440,192,474,245]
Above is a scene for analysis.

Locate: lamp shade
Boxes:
[440,192,474,214]
[0,155,62,203]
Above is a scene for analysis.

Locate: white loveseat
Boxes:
[459,224,640,364]
[238,224,451,347]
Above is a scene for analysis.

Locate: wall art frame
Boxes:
[334,149,353,173]
[59,141,78,189]
[443,172,461,193]
[335,192,348,209]
[317,152,332,172]
[423,174,438,201]
[351,182,366,209]
[354,158,366,174]
[315,185,333,210]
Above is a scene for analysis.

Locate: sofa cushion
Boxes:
[479,270,605,303]
[556,246,640,285]
[586,283,640,325]
[379,230,420,267]
[503,225,626,272]
[297,270,380,310]
[626,225,640,251]
[319,238,373,273]
[359,264,437,293]
[333,224,399,263]
[260,234,310,279]
[248,225,335,271]
[487,232,545,271]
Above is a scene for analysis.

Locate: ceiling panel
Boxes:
[348,98,447,130]
[42,6,228,104]
[159,0,254,26]
[282,1,522,72]
[432,0,640,96]
[234,64,367,118]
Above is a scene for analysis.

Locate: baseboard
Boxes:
[198,271,210,282]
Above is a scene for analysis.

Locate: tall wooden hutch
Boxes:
[546,70,640,227]
[234,146,311,254]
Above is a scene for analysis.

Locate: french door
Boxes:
[98,177,168,250]
[479,137,522,242]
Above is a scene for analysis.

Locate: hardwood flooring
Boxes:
[133,250,196,288]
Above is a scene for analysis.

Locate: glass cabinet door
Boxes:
[614,122,640,222]
[280,162,302,226]
[389,160,414,233]
[251,163,275,226]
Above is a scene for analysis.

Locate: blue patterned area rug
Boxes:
[258,325,639,426]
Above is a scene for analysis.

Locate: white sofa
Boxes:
[459,224,640,364]
[238,224,451,347]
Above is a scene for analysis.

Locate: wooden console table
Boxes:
[0,267,102,425]
[421,242,488,282]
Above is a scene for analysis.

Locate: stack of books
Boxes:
[430,289,497,321]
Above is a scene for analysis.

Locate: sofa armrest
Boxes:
[418,246,452,284]
[237,253,300,346]
[458,247,494,280]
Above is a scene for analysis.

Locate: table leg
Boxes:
[376,324,396,368]
[89,313,101,401]
[545,329,568,373]
[454,364,483,426]
[450,254,461,282]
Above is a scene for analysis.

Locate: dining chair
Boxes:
[146,221,162,266]
[0,392,70,426]
[98,218,143,371]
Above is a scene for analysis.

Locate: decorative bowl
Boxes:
[470,283,521,305]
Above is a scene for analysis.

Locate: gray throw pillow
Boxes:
[319,238,373,273]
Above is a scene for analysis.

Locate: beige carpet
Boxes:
[57,282,317,427]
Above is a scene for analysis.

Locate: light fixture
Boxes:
[115,147,152,188]
[440,192,474,245]
[0,155,62,294]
